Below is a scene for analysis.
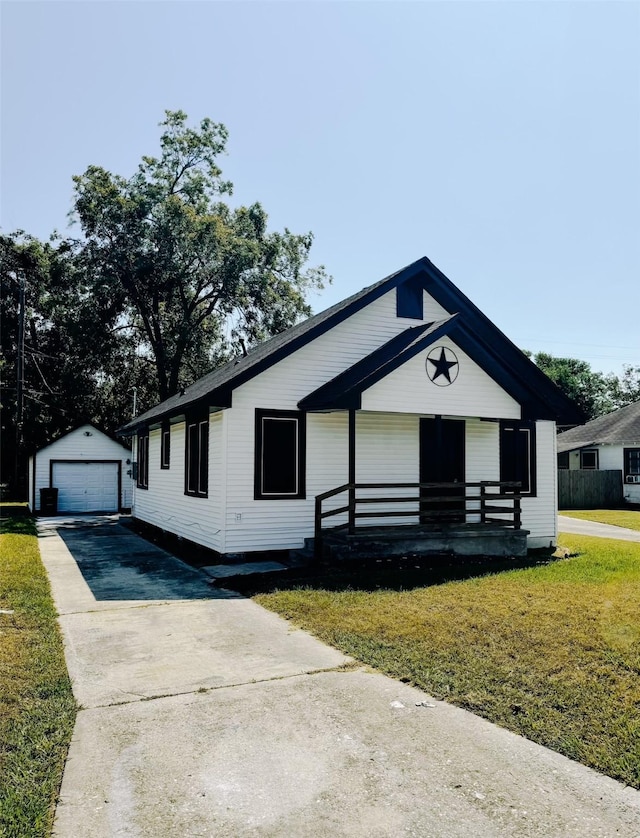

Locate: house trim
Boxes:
[160,422,171,470]
[580,449,599,470]
[500,420,537,497]
[254,409,307,500]
[623,447,640,482]
[184,414,209,498]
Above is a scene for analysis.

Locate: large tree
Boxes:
[0,233,154,493]
[609,365,640,408]
[530,352,621,420]
[71,110,329,404]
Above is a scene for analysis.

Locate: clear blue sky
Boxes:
[2,1,639,377]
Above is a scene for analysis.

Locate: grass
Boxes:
[0,516,76,838]
[560,508,640,531]
[255,534,640,788]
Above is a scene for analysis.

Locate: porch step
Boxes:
[202,560,288,582]
[321,524,530,560]
[290,546,315,565]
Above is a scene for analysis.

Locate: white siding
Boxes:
[361,337,521,420]
[598,445,623,471]
[566,450,582,470]
[132,414,225,553]
[225,410,426,551]
[131,285,559,552]
[566,444,621,472]
[464,418,500,522]
[307,412,350,527]
[232,290,451,412]
[625,481,640,505]
[522,421,558,547]
[29,424,133,512]
[354,412,419,526]
[223,411,554,552]
[564,443,640,504]
[222,289,442,551]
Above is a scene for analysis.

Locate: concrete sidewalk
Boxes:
[40,518,640,837]
[558,514,640,542]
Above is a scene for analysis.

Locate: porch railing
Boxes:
[314,481,523,560]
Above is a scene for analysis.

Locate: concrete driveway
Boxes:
[39,517,640,837]
[558,514,640,542]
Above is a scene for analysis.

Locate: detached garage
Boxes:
[29,424,133,514]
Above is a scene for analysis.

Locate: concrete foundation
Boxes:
[321,524,530,559]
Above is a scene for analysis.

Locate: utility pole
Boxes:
[14,273,26,497]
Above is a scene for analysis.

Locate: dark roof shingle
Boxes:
[557,401,640,453]
[119,261,415,433]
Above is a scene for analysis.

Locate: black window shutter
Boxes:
[198,421,209,495]
[254,410,306,499]
[262,418,298,495]
[500,421,535,495]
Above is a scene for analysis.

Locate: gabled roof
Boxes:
[557,401,640,453]
[298,313,579,420]
[30,422,131,456]
[119,262,412,434]
[120,256,584,434]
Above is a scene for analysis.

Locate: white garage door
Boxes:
[52,462,119,513]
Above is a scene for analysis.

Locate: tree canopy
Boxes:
[529,352,640,421]
[71,110,328,402]
[1,111,328,495]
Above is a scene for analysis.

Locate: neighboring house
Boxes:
[119,257,582,558]
[557,401,640,505]
[29,423,133,514]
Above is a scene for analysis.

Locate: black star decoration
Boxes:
[428,348,458,384]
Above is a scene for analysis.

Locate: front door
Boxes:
[419,418,465,524]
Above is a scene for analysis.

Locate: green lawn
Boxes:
[255,533,640,788]
[560,509,640,531]
[0,516,76,838]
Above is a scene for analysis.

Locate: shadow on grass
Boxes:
[221,549,561,596]
[120,516,566,597]
[0,514,37,536]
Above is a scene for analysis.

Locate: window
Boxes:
[557,451,569,470]
[500,420,536,495]
[624,448,640,482]
[254,409,306,499]
[580,449,599,470]
[185,416,209,497]
[161,424,170,469]
[137,432,149,489]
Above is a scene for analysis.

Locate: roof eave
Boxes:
[118,389,232,435]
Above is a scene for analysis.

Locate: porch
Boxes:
[314,481,529,559]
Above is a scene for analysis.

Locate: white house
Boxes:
[29,423,133,514]
[557,400,640,505]
[120,257,582,558]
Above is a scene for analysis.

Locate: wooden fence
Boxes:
[558,470,623,509]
